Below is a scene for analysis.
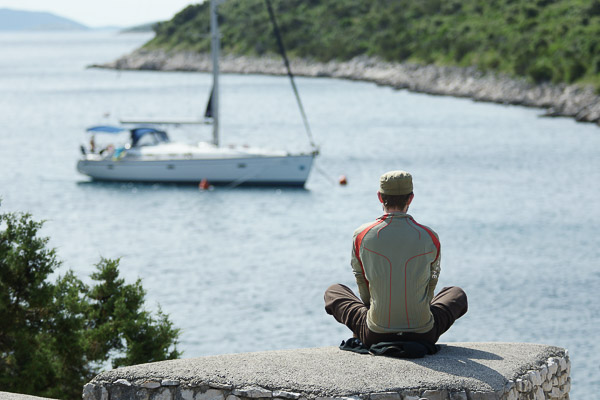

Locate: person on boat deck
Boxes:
[324,170,468,347]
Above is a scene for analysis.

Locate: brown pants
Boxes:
[324,283,468,346]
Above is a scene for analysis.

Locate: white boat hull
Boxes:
[77,154,314,186]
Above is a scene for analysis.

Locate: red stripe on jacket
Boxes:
[409,217,440,263]
[354,216,389,288]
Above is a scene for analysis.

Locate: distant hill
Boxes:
[0,8,88,31]
[144,0,600,88]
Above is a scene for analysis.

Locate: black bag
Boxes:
[339,337,439,358]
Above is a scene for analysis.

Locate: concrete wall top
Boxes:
[87,342,566,399]
[0,392,57,400]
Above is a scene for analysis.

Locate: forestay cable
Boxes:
[264,0,318,153]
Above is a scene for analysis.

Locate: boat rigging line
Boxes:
[264,0,318,154]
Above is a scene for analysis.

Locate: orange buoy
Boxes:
[199,179,211,190]
[338,175,348,185]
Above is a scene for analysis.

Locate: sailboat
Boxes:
[77,0,317,187]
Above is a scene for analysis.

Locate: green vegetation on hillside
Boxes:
[145,0,600,87]
[0,206,180,400]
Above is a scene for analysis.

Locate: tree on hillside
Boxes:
[145,0,600,88]
[0,207,181,400]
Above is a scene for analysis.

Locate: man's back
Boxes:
[325,170,467,348]
[352,212,440,334]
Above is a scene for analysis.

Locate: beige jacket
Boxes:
[351,212,441,334]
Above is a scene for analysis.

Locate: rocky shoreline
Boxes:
[94,49,600,126]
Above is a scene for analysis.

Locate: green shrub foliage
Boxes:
[0,209,180,399]
[145,0,600,87]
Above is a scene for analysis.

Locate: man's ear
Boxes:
[377,191,383,203]
[407,193,414,206]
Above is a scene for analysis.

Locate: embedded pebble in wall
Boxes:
[210,383,234,390]
[273,391,302,400]
[141,380,161,389]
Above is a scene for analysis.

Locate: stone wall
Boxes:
[94,50,600,126]
[81,343,571,400]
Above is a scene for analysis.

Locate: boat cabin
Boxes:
[82,125,169,155]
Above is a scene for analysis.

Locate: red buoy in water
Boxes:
[199,179,210,190]
[338,175,348,185]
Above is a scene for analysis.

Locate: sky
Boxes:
[0,0,203,28]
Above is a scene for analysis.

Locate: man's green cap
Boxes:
[379,170,413,195]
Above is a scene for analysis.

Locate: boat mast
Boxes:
[210,0,220,147]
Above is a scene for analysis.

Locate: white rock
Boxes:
[197,389,225,400]
[162,379,179,386]
[273,391,302,400]
[542,381,553,391]
[547,359,559,375]
[115,379,132,386]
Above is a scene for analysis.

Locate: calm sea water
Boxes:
[0,31,598,397]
